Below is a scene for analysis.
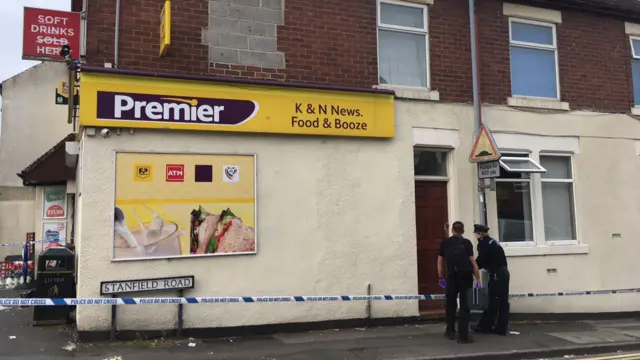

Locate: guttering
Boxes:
[114,0,121,67]
[469,0,488,226]
[79,66,396,96]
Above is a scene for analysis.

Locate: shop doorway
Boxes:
[414,148,449,315]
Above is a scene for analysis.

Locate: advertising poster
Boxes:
[113,152,256,260]
[43,186,67,219]
[42,221,67,252]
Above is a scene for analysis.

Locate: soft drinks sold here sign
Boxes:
[22,7,81,61]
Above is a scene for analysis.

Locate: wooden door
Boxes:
[415,181,449,313]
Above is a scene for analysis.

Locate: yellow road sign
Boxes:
[469,124,501,163]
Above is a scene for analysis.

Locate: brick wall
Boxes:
[85,0,378,88]
[429,0,473,103]
[85,0,209,75]
[475,0,633,112]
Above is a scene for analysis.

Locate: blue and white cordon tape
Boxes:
[0,240,55,248]
[1,287,639,307]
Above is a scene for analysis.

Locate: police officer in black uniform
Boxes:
[471,224,510,336]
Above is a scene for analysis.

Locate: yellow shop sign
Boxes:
[78,72,395,138]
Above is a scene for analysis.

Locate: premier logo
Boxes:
[96,91,259,126]
[115,95,225,123]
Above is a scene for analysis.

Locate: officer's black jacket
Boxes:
[476,236,508,273]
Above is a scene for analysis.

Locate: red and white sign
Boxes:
[166,164,184,182]
[22,7,81,61]
[46,205,65,218]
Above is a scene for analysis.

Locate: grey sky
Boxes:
[0,0,70,83]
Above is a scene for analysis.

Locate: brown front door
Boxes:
[415,181,449,313]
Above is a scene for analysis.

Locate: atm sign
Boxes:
[166,164,184,182]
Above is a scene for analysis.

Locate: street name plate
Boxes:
[100,275,194,295]
[478,161,500,179]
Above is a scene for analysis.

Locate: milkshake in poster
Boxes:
[113,153,256,260]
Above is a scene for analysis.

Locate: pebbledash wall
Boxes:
[73,68,417,332]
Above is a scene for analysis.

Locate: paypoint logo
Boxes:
[135,164,152,182]
[166,164,184,182]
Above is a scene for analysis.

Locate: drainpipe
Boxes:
[114,0,121,67]
[468,0,488,226]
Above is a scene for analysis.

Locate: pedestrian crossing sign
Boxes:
[469,124,501,163]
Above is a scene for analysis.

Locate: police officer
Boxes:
[471,224,510,336]
[438,221,482,344]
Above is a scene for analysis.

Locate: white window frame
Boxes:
[499,156,546,173]
[494,152,537,246]
[377,0,431,89]
[508,18,560,100]
[538,153,578,246]
[629,36,640,107]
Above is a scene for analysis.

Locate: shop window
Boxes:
[540,155,576,241]
[414,149,447,177]
[377,0,429,88]
[509,19,559,99]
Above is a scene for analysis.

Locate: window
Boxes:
[495,154,535,243]
[378,0,429,88]
[414,149,447,177]
[509,19,559,99]
[540,155,576,241]
[630,37,640,106]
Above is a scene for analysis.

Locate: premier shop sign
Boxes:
[79,71,395,137]
[99,92,259,126]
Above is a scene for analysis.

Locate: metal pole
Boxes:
[469,0,487,226]
[114,0,121,67]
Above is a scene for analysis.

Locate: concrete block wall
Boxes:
[204,0,286,69]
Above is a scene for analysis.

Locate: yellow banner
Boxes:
[78,72,395,138]
[160,0,171,56]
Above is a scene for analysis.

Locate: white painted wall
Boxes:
[405,100,640,314]
[75,126,419,332]
[75,98,640,331]
[0,62,73,254]
[0,62,73,187]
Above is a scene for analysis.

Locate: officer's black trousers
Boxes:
[445,275,472,340]
[477,267,510,333]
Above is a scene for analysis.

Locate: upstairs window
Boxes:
[509,19,559,99]
[630,37,640,106]
[377,0,429,88]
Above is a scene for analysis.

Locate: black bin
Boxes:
[33,247,76,325]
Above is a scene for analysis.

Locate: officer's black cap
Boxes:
[473,224,490,233]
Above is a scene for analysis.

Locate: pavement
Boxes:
[2,290,640,360]
[545,352,640,359]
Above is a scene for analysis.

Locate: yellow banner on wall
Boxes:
[159,0,171,56]
[78,72,395,138]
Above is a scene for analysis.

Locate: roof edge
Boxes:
[18,133,77,183]
[79,66,396,96]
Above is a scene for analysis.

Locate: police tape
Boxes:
[0,240,55,248]
[1,287,639,307]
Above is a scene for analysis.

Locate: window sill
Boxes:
[503,244,589,257]
[507,97,570,111]
[630,107,640,116]
[400,0,434,4]
[374,84,440,101]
